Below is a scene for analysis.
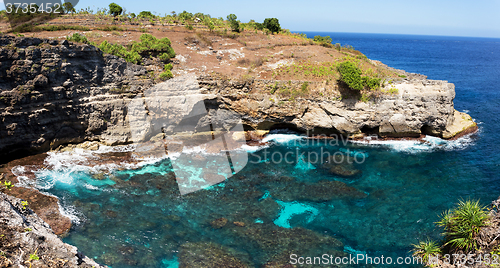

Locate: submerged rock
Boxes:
[210,217,229,229]
[178,242,252,268]
[269,176,367,202]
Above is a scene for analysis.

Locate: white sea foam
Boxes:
[349,133,476,153]
[262,134,305,144]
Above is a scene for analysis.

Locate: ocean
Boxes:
[12,32,500,267]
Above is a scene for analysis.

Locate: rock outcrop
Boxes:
[198,76,477,138]
[0,36,477,161]
[0,36,153,162]
[0,192,106,267]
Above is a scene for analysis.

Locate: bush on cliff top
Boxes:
[67,33,90,44]
[99,41,142,64]
[130,34,176,60]
[98,33,175,65]
[108,3,123,17]
[338,61,381,91]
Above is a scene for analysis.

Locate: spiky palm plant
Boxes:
[411,240,442,263]
[436,199,490,252]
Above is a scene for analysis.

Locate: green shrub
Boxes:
[338,61,363,90]
[99,34,175,64]
[301,82,309,93]
[130,33,176,61]
[138,11,154,19]
[436,199,490,252]
[178,11,193,21]
[362,76,381,90]
[99,41,141,64]
[314,35,333,45]
[159,70,173,80]
[63,2,75,13]
[109,3,123,17]
[67,33,89,44]
[227,14,240,33]
[411,240,441,263]
[204,17,215,31]
[338,61,381,91]
[263,18,281,34]
[164,63,173,71]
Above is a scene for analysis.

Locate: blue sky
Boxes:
[2,0,500,38]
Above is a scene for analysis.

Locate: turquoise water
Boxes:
[13,33,500,267]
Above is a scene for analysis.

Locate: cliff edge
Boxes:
[0,192,106,267]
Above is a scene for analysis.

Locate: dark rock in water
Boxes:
[233,221,246,227]
[269,176,366,202]
[305,180,368,201]
[329,164,361,177]
[322,154,362,177]
[104,210,118,218]
[179,242,251,268]
[211,217,229,229]
[237,225,343,255]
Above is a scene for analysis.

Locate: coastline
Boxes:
[0,15,486,267]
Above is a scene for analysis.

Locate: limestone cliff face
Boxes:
[0,36,153,161]
[198,76,476,139]
[0,36,476,161]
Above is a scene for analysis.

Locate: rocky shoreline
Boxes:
[0,35,479,267]
[0,36,477,162]
[0,192,106,267]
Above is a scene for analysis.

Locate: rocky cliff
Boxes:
[0,36,477,162]
[0,192,106,267]
[0,36,153,162]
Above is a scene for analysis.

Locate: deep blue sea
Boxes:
[13,33,500,267]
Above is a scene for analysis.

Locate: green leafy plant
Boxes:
[159,70,173,81]
[338,61,364,90]
[21,201,28,210]
[313,35,333,46]
[66,33,89,44]
[24,228,33,232]
[263,18,281,34]
[28,248,39,268]
[99,40,141,64]
[130,34,176,62]
[138,11,155,19]
[436,199,490,252]
[338,61,381,91]
[108,3,123,17]
[411,239,441,263]
[227,14,240,33]
[3,181,13,190]
[62,2,75,13]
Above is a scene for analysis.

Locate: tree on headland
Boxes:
[203,17,215,31]
[313,35,332,45]
[138,11,155,19]
[227,14,240,32]
[263,18,281,34]
[62,2,75,14]
[108,3,123,17]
